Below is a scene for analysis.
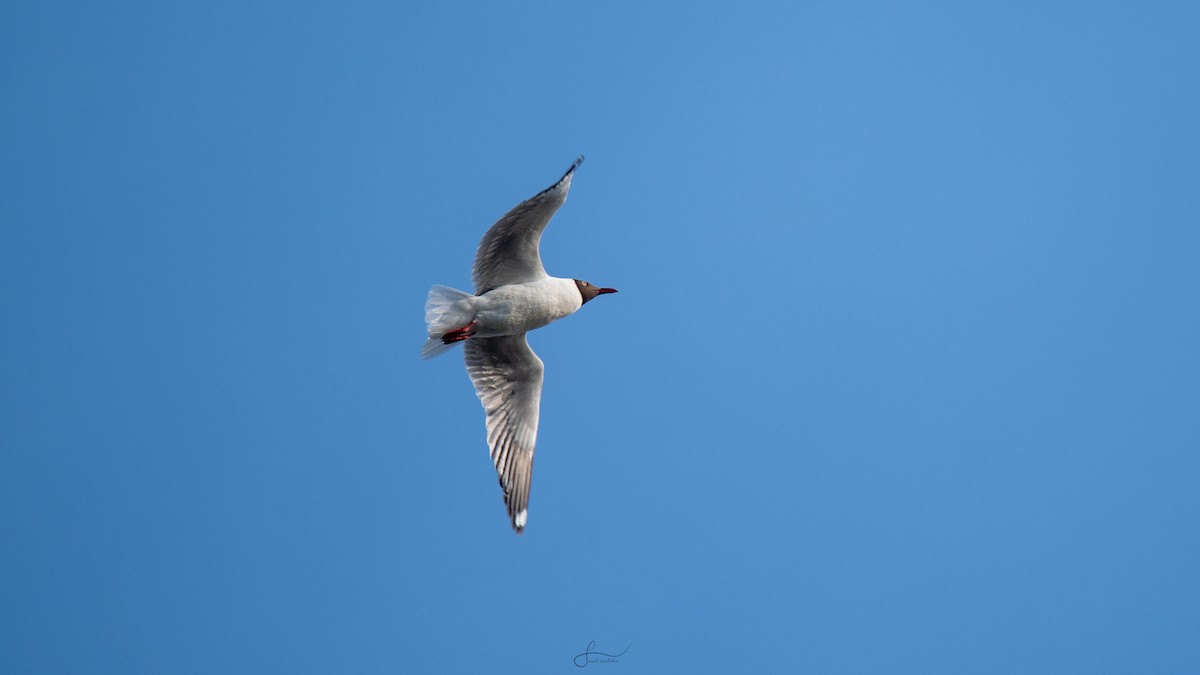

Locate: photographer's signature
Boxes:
[573,640,630,667]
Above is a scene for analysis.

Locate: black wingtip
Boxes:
[561,154,584,181]
[536,155,585,198]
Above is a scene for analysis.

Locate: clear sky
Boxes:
[3,2,1198,672]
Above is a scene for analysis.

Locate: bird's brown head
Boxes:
[574,279,618,305]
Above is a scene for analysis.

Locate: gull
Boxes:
[422,156,617,533]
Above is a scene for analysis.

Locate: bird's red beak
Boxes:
[597,288,618,295]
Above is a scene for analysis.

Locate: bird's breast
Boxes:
[472,278,583,337]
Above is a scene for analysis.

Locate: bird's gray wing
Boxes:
[464,334,544,533]
[472,156,583,294]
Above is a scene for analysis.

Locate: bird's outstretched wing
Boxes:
[464,334,544,533]
[472,156,583,294]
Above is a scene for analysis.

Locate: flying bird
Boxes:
[422,156,617,533]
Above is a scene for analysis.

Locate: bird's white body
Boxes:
[420,277,583,359]
[468,277,583,337]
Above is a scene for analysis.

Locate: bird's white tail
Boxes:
[421,285,475,359]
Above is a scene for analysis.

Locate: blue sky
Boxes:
[3,1,1198,672]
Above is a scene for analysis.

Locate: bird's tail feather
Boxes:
[421,285,475,359]
[421,337,457,359]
